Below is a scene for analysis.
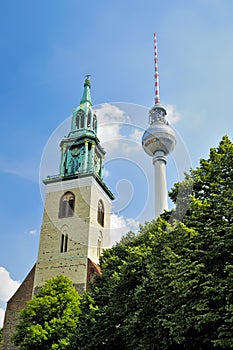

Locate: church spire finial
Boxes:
[80,74,92,106]
[84,74,91,85]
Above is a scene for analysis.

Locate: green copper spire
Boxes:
[80,75,92,106]
[58,76,104,180]
[43,76,114,201]
[70,75,97,135]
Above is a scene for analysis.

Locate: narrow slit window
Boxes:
[87,110,92,128]
[60,234,64,253]
[93,114,97,131]
[64,234,68,252]
[60,233,68,253]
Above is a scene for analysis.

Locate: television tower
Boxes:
[142,33,176,218]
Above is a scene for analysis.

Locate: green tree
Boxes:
[0,328,3,348]
[12,275,81,350]
[70,136,233,349]
[168,135,233,348]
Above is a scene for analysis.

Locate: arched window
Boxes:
[59,192,75,218]
[97,199,104,227]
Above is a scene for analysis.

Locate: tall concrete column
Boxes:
[153,151,168,218]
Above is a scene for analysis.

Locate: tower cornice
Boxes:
[43,173,114,200]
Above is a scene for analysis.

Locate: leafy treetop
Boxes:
[70,136,233,350]
[12,275,81,350]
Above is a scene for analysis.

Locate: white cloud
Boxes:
[0,267,20,327]
[96,103,131,154]
[129,128,143,142]
[96,103,131,123]
[0,267,20,302]
[0,308,5,328]
[110,213,140,245]
[166,104,181,124]
[96,103,145,157]
[29,229,37,235]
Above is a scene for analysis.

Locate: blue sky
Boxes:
[1,0,233,326]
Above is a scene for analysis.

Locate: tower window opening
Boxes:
[76,116,79,129]
[60,233,68,253]
[76,110,85,129]
[93,114,97,132]
[97,200,104,227]
[87,110,92,128]
[59,192,75,218]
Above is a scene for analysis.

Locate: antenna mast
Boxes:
[154,32,160,105]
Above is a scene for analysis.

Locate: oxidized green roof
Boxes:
[44,76,113,199]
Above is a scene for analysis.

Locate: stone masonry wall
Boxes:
[2,265,35,350]
[33,184,92,292]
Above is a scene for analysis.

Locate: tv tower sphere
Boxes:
[142,33,176,218]
[142,104,176,157]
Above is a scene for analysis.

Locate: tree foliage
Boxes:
[0,328,2,347]
[12,275,81,350]
[69,136,233,349]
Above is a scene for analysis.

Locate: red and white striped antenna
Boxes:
[154,32,160,105]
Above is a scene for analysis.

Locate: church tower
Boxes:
[2,76,114,349]
[33,75,114,294]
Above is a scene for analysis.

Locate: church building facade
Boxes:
[2,76,114,349]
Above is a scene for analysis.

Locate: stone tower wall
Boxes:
[2,265,35,350]
[33,180,92,293]
[33,176,111,293]
[88,180,112,263]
